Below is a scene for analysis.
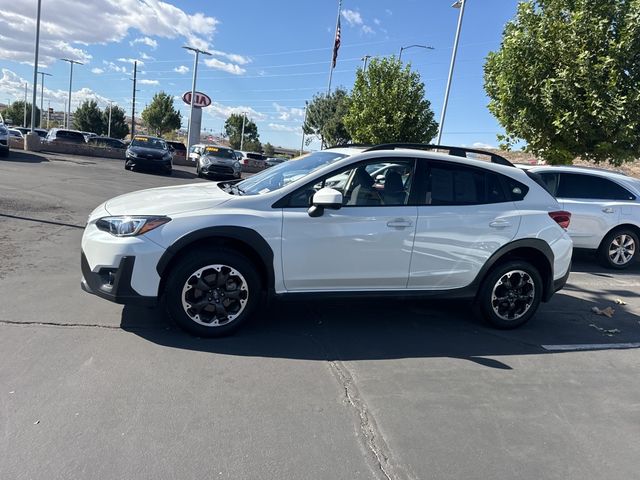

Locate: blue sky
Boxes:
[0,0,521,149]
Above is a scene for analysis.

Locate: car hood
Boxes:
[128,146,168,157]
[104,182,231,216]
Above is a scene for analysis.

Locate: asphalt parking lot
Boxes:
[1,150,639,479]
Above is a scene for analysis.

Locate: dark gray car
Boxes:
[196,145,242,179]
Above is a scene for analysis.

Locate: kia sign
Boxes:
[182,91,211,108]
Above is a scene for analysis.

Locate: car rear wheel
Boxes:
[165,248,261,337]
[598,229,638,269]
[477,260,542,329]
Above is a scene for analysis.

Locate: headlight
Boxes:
[126,151,138,159]
[96,216,171,237]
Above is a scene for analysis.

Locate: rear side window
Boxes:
[426,163,512,205]
[247,153,265,161]
[557,173,635,200]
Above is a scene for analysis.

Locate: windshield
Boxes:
[204,146,235,159]
[130,136,167,150]
[234,151,348,195]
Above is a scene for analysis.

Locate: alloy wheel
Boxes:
[490,270,536,321]
[608,234,636,266]
[181,264,249,327]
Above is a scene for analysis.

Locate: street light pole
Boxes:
[23,83,28,127]
[60,58,83,129]
[240,112,247,151]
[361,55,372,71]
[29,0,42,133]
[38,71,52,129]
[107,101,113,137]
[300,102,308,156]
[183,46,212,155]
[398,44,434,62]
[437,0,467,145]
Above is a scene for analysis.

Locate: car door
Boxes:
[552,173,628,249]
[409,161,522,289]
[280,158,418,291]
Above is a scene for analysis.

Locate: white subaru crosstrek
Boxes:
[81,144,573,337]
[528,166,640,269]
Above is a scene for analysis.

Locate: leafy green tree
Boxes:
[484,0,640,165]
[73,100,105,134]
[102,105,129,139]
[1,101,41,128]
[303,88,351,148]
[344,57,438,144]
[141,92,182,136]
[263,142,275,156]
[224,113,261,150]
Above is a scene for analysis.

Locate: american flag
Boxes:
[332,16,341,69]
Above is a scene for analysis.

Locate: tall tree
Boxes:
[141,92,182,137]
[73,100,105,133]
[303,88,351,148]
[1,101,41,128]
[344,57,438,144]
[102,105,129,139]
[263,142,275,156]
[484,0,640,165]
[225,113,261,151]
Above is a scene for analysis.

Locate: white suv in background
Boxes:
[0,123,9,157]
[530,166,640,269]
[81,144,573,337]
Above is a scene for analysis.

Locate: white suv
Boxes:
[81,144,573,336]
[0,123,9,157]
[529,166,640,269]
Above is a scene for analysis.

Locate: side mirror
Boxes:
[308,188,343,217]
[375,174,385,183]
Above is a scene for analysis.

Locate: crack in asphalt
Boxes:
[0,319,122,329]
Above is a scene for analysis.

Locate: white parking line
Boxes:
[542,343,640,351]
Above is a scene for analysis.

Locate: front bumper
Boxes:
[202,163,241,178]
[126,156,172,170]
[81,251,157,307]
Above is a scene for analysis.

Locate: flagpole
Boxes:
[327,0,342,95]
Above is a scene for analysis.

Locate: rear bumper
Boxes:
[544,262,571,302]
[81,251,157,307]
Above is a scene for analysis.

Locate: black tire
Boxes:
[163,168,173,176]
[164,248,262,337]
[124,163,132,171]
[597,228,638,269]
[196,165,203,178]
[0,149,8,158]
[476,260,543,329]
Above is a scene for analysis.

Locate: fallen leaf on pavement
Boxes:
[614,298,627,305]
[591,306,615,318]
[589,324,621,336]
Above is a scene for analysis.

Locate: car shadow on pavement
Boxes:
[2,151,49,163]
[120,290,640,368]
[570,250,640,274]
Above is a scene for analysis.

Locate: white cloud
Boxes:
[173,65,189,74]
[103,60,127,73]
[118,57,144,66]
[139,52,154,61]
[91,68,105,74]
[385,9,393,16]
[0,0,217,65]
[373,18,381,26]
[205,102,266,121]
[209,50,251,66]
[472,142,496,149]
[0,68,109,109]
[273,103,305,121]
[130,36,158,49]
[267,123,302,135]
[138,79,159,85]
[361,25,375,34]
[204,58,246,75]
[341,9,363,26]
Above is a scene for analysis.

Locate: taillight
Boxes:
[549,210,571,229]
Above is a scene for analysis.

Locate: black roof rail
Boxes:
[329,143,373,149]
[363,143,515,167]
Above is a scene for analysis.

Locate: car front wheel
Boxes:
[477,260,542,329]
[165,248,261,337]
[598,229,638,269]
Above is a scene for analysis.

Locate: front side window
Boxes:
[557,173,635,201]
[286,158,415,207]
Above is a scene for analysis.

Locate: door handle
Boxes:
[602,207,615,214]
[489,220,511,229]
[387,219,413,228]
